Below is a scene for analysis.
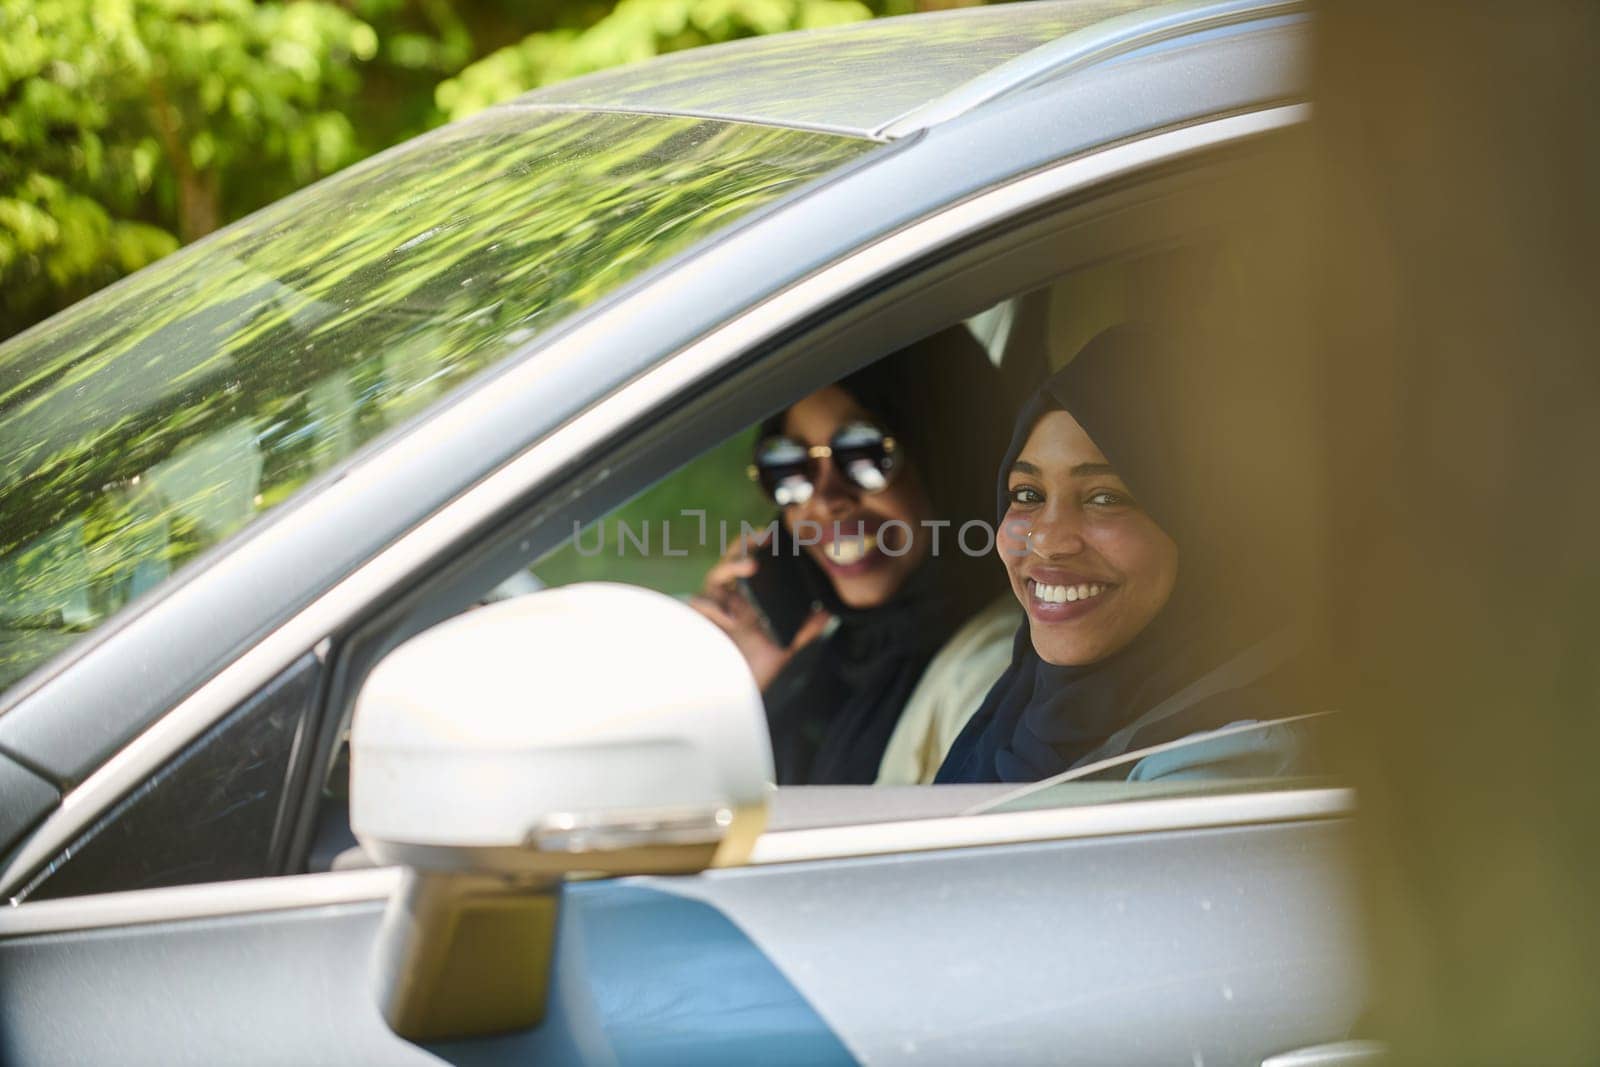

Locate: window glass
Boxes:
[0,111,876,698]
[534,428,772,597]
[971,716,1338,817]
[520,223,1332,797]
[16,654,319,901]
[467,146,1330,807]
[526,323,1020,789]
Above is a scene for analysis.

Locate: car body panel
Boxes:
[0,814,1360,1065]
[654,820,1364,1065]
[509,0,1162,137]
[0,755,56,852]
[0,874,850,1066]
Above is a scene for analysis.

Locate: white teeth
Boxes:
[1031,581,1107,605]
[824,534,876,564]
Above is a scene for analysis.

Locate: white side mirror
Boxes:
[350,583,773,1041]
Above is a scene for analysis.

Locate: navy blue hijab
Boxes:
[937,325,1305,783]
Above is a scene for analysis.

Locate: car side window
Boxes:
[522,319,1022,787]
[516,224,1334,801]
[16,653,320,902]
[532,428,772,598]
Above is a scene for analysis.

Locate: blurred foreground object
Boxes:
[1313,1,1600,1059]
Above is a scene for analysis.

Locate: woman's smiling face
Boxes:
[999,410,1178,666]
[780,385,931,609]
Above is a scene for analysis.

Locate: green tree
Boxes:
[0,0,379,337]
[0,0,957,341]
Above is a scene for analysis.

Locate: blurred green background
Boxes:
[532,427,771,596]
[0,0,978,343]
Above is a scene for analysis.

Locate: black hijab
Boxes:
[763,327,1008,785]
[937,325,1310,784]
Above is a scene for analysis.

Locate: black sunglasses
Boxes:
[747,421,900,506]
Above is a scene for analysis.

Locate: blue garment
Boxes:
[1126,720,1313,782]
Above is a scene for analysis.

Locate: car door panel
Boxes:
[0,814,1360,1065]
[653,818,1365,1065]
[0,754,57,861]
[0,900,413,1066]
[0,880,850,1066]
[430,883,855,1067]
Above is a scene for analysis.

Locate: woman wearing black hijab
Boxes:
[937,324,1319,784]
[694,328,1008,785]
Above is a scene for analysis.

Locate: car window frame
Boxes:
[0,106,1310,901]
[302,109,1318,870]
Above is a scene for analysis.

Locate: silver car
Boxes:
[0,2,1369,1063]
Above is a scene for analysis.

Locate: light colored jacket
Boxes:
[875,596,1021,785]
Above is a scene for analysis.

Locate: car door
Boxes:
[0,789,1361,1065]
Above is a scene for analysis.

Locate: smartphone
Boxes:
[735,530,820,648]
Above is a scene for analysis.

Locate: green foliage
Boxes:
[534,428,773,596]
[0,0,379,336]
[0,0,947,339]
[0,174,179,335]
[436,0,885,121]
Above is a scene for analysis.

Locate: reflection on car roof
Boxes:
[508,0,1161,137]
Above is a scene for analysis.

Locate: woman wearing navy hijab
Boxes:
[937,324,1320,784]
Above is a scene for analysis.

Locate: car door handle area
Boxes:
[1263,1039,1387,1067]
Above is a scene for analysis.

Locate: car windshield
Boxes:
[0,108,876,698]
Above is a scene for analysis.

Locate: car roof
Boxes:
[504,0,1289,138]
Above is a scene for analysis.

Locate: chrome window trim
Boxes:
[0,866,400,939]
[0,103,1309,901]
[745,786,1351,866]
[1261,1040,1389,1067]
[0,786,1346,936]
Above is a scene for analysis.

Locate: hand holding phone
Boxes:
[735,544,817,647]
[689,529,831,690]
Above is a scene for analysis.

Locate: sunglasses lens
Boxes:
[754,437,815,506]
[765,470,813,507]
[753,423,895,505]
[831,422,895,493]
